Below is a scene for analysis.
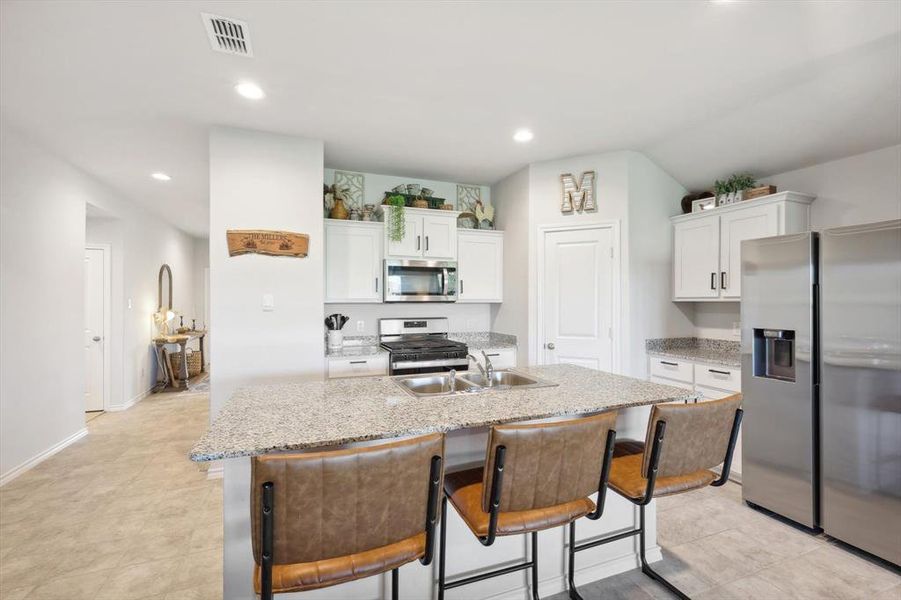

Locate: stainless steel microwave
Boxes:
[383,259,458,302]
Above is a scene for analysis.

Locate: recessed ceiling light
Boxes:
[513,128,534,143]
[235,81,265,100]
[151,172,171,181]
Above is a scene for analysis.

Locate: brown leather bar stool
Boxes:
[438,412,618,600]
[251,433,444,600]
[574,394,743,600]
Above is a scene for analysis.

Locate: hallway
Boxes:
[0,391,221,600]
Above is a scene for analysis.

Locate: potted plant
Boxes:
[384,194,406,242]
[713,179,730,206]
[728,173,756,202]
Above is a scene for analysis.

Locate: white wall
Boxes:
[324,168,490,212]
[490,166,530,365]
[626,152,695,377]
[210,127,325,600]
[325,303,490,337]
[693,145,901,338]
[1,124,87,480]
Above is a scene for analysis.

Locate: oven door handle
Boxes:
[392,358,469,370]
[442,268,449,297]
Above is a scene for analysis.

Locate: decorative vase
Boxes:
[330,198,349,220]
[361,204,375,221]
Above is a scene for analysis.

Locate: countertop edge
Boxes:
[189,390,698,462]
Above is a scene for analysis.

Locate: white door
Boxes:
[541,227,615,371]
[673,215,721,299]
[384,207,422,258]
[458,232,503,302]
[325,222,383,302]
[422,214,457,260]
[719,203,779,299]
[84,248,105,412]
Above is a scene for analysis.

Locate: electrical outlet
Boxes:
[262,294,275,311]
[356,320,365,333]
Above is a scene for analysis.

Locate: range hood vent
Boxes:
[202,13,253,57]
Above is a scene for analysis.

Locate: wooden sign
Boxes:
[226,230,309,258]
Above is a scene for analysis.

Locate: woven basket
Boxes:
[172,349,202,379]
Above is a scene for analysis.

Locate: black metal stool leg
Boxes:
[391,568,399,600]
[530,531,540,600]
[567,521,584,600]
[639,504,690,600]
[438,496,447,600]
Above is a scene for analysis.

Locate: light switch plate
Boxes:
[262,294,275,311]
[356,320,365,332]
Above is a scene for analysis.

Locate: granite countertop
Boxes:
[190,363,697,461]
[449,331,517,350]
[646,337,741,368]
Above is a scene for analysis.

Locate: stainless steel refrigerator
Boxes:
[741,220,900,565]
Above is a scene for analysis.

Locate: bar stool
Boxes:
[438,412,618,600]
[250,432,444,600]
[578,394,743,600]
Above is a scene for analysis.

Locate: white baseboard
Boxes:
[107,387,152,412]
[206,463,223,480]
[0,427,88,487]
[483,546,663,600]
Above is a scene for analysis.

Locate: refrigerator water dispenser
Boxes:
[753,329,796,382]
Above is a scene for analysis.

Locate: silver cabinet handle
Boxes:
[660,361,678,366]
[485,353,500,357]
[375,277,379,293]
[416,236,421,251]
[710,272,717,290]
[709,369,731,376]
[546,342,555,350]
[349,360,367,365]
[460,280,464,295]
[92,336,102,342]
[721,272,727,289]
[425,236,429,251]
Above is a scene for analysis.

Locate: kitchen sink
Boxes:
[394,374,478,397]
[457,370,540,388]
[393,370,557,398]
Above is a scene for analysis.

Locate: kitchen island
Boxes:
[193,364,697,600]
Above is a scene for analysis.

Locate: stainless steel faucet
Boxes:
[467,354,487,379]
[481,350,495,381]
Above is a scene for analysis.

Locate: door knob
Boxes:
[546,342,555,350]
[92,336,102,342]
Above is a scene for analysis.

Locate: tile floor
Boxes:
[2,390,898,600]
[551,480,901,600]
[0,391,221,600]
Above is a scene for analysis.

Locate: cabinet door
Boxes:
[673,215,720,299]
[385,207,422,258]
[422,214,457,260]
[719,203,779,299]
[325,222,383,302]
[458,232,503,302]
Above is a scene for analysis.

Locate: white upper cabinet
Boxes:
[458,230,504,303]
[718,203,779,299]
[672,192,814,301]
[384,206,459,260]
[325,220,383,303]
[674,215,721,299]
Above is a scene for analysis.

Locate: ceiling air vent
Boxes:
[202,13,253,57]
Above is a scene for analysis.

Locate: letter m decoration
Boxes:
[560,171,596,213]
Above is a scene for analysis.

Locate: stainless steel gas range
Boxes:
[379,317,469,375]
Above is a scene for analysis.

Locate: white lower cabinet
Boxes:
[327,354,389,378]
[648,354,743,477]
[470,347,516,370]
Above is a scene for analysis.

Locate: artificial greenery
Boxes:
[385,194,407,241]
[714,173,757,196]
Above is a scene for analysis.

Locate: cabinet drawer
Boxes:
[695,364,741,393]
[328,354,389,379]
[649,356,693,383]
[474,347,516,370]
